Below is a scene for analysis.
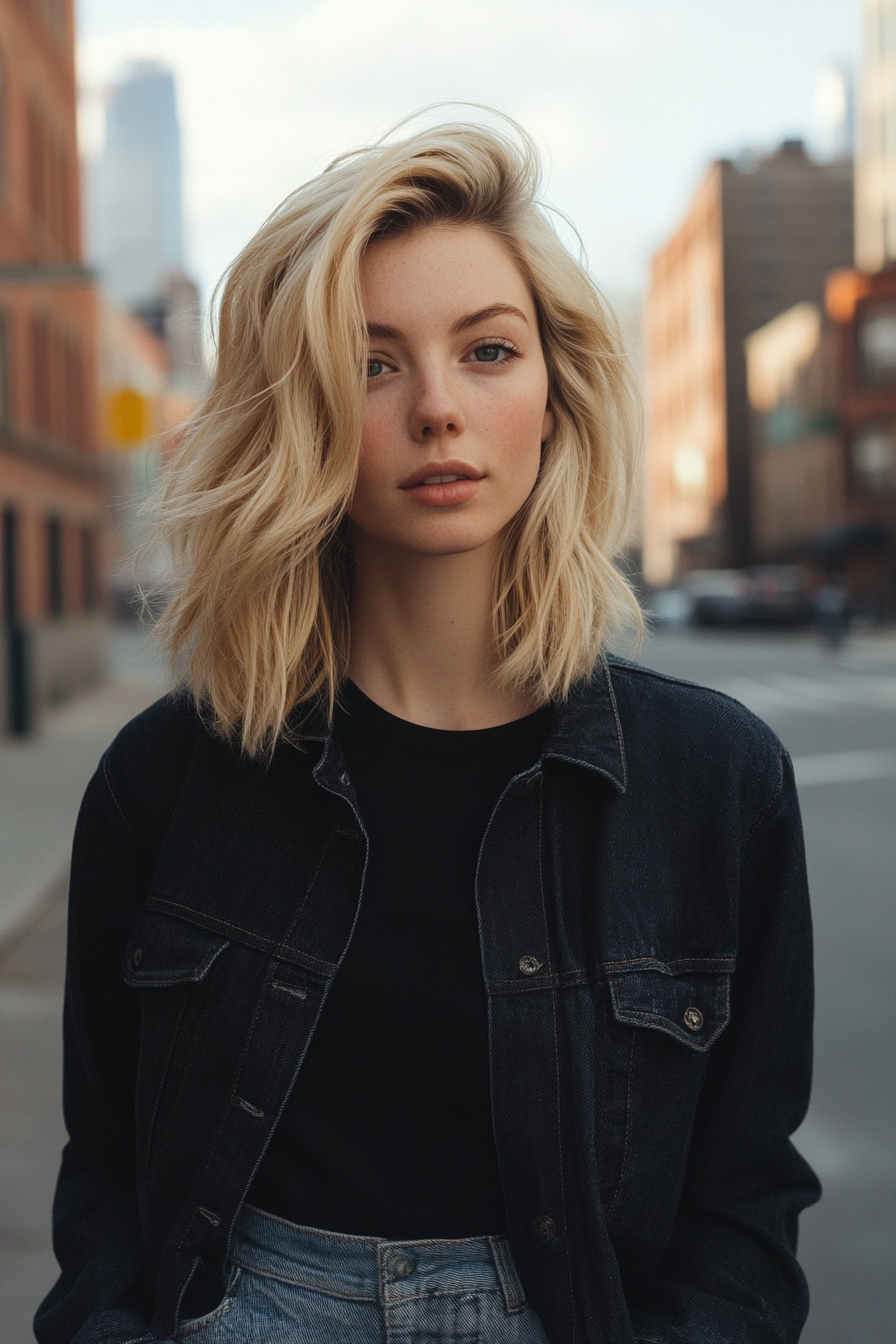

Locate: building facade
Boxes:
[856,0,896,271]
[0,0,105,735]
[746,302,844,560]
[644,143,854,586]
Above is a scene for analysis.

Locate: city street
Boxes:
[1,625,894,1342]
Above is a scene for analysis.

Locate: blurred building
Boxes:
[0,0,105,736]
[644,142,854,586]
[746,303,843,558]
[825,267,896,612]
[856,0,896,271]
[90,62,184,310]
[89,61,204,395]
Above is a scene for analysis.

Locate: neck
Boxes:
[347,534,537,729]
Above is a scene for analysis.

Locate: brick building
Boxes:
[0,0,104,735]
[644,142,854,586]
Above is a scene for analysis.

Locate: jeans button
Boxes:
[518,955,543,976]
[390,1253,415,1279]
[683,1006,704,1032]
[533,1215,556,1243]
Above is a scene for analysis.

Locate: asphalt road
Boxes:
[1,626,894,1342]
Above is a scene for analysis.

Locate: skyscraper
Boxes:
[90,62,185,309]
[856,0,896,271]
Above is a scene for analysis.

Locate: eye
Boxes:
[367,357,388,379]
[468,340,518,365]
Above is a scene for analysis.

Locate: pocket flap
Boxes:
[123,910,230,987]
[609,968,730,1051]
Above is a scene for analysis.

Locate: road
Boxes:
[1,625,894,1342]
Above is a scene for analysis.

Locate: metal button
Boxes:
[683,1006,704,1032]
[533,1215,556,1243]
[132,948,143,967]
[390,1253,415,1279]
[339,771,350,786]
[518,955,543,976]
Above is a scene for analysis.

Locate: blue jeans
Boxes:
[175,1205,551,1343]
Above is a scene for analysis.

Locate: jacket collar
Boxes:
[292,657,627,794]
[541,657,627,793]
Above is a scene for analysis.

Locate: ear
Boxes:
[541,403,556,444]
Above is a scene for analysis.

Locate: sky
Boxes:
[76,0,862,310]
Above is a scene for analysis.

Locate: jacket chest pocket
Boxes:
[609,967,729,1051]
[123,910,230,1167]
[600,965,731,1266]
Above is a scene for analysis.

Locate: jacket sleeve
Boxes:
[34,754,163,1344]
[625,748,821,1344]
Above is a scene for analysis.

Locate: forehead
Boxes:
[360,223,534,320]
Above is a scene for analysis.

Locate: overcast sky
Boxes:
[77,0,862,309]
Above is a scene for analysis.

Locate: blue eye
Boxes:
[473,344,503,363]
[367,359,387,378]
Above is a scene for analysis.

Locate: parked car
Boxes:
[682,567,814,628]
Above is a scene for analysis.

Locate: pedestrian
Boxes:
[37,115,819,1344]
[813,575,850,650]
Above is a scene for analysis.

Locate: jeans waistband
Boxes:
[233,1205,527,1311]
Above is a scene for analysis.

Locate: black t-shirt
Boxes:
[249,681,551,1240]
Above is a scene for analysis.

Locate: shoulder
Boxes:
[98,690,223,849]
[605,655,786,825]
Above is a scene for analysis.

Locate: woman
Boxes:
[37,117,819,1344]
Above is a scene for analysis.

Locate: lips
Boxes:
[400,460,484,490]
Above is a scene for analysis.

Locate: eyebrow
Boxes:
[365,303,529,342]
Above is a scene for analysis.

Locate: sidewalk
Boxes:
[0,625,170,952]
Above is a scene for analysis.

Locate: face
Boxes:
[350,223,554,559]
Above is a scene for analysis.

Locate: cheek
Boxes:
[489,382,549,471]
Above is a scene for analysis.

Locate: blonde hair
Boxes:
[155,112,642,756]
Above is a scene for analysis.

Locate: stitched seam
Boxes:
[601,656,628,791]
[271,826,341,965]
[539,781,578,1344]
[607,1029,637,1218]
[744,745,785,850]
[141,988,189,1168]
[228,1255,378,1301]
[601,956,734,971]
[102,754,141,845]
[145,899,336,970]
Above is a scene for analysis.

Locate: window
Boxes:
[47,516,63,617]
[0,312,9,426]
[852,424,896,493]
[31,312,51,436]
[857,302,896,386]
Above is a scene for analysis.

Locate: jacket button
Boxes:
[132,948,143,968]
[683,1007,704,1032]
[533,1215,556,1243]
[518,955,543,976]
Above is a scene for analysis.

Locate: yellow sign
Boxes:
[107,387,152,447]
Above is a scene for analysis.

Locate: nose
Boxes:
[408,363,464,442]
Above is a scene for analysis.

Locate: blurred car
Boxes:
[646,587,695,627]
[681,567,813,628]
[684,569,753,626]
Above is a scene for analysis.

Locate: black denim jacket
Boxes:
[36,657,820,1344]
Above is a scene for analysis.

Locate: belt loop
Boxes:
[489,1235,526,1313]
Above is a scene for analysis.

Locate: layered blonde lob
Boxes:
[155,113,642,757]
